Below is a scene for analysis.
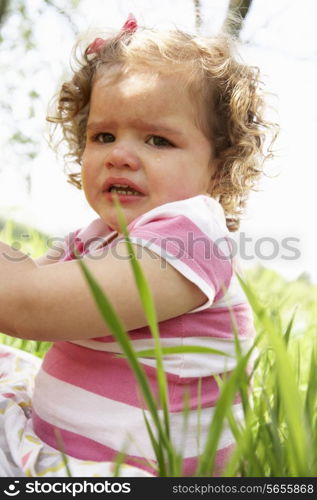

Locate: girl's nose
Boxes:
[104,144,141,171]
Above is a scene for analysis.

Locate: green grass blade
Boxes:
[77,259,172,463]
[196,377,202,456]
[119,345,232,358]
[237,273,309,475]
[142,410,166,476]
[283,307,297,346]
[53,429,72,477]
[113,196,171,447]
[196,346,254,476]
[113,440,129,477]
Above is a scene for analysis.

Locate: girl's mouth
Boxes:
[108,186,143,196]
[103,190,146,204]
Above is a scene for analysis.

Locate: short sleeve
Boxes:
[126,195,233,313]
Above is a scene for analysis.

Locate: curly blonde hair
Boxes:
[47,27,277,232]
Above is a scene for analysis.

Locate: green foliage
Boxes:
[0,220,52,357]
[0,0,81,183]
[1,217,316,476]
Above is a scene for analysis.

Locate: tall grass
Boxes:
[1,212,316,477]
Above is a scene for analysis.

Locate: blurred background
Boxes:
[0,0,316,284]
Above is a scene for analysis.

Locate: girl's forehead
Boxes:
[91,69,198,120]
[94,68,180,96]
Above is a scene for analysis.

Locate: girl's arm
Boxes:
[0,242,38,336]
[0,240,206,342]
[34,237,67,266]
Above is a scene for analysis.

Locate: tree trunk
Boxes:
[193,0,202,32]
[0,0,10,27]
[222,0,253,37]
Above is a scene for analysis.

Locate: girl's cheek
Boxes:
[81,165,92,189]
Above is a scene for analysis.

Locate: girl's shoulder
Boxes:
[128,194,228,234]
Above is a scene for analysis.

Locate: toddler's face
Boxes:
[82,69,215,231]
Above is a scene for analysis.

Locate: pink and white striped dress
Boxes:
[0,195,255,476]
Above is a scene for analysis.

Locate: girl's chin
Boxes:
[100,209,142,232]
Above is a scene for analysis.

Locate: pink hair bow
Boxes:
[86,13,138,55]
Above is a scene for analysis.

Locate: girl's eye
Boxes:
[147,135,173,147]
[93,133,115,144]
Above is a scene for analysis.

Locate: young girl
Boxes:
[0,15,275,477]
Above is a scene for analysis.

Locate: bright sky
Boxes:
[0,0,316,283]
